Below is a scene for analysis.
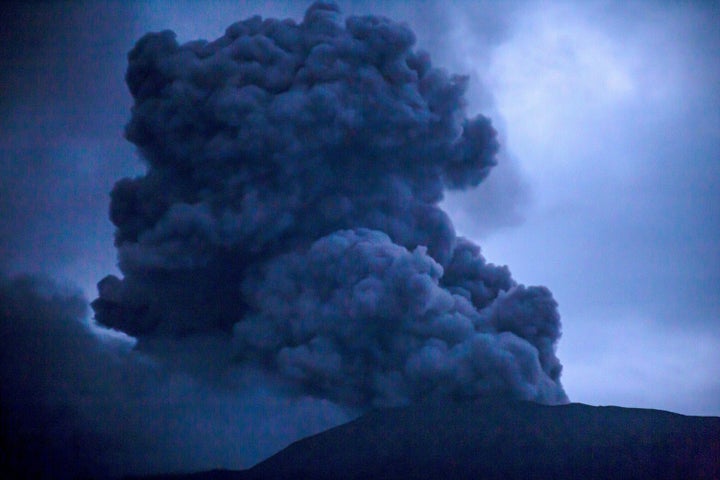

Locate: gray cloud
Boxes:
[92,1,566,409]
[473,0,720,414]
[0,2,570,476]
[0,272,351,476]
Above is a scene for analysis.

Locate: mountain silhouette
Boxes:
[132,399,719,480]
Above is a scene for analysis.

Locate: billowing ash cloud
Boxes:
[93,1,567,407]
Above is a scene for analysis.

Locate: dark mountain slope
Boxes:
[135,400,720,480]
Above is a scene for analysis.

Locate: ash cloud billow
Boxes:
[93,1,567,408]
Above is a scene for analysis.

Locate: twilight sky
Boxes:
[1,0,718,476]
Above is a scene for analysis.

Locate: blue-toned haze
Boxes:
[0,1,718,478]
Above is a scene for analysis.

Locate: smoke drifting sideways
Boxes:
[92,1,567,409]
[0,274,349,478]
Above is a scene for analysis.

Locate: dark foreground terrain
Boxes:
[133,399,719,480]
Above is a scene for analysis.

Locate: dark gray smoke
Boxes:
[93,1,567,407]
[0,274,143,479]
[0,273,350,477]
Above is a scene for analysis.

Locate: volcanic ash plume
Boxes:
[93,1,567,407]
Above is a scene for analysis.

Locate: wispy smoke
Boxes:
[92,1,566,408]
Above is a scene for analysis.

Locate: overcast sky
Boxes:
[1,0,718,475]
